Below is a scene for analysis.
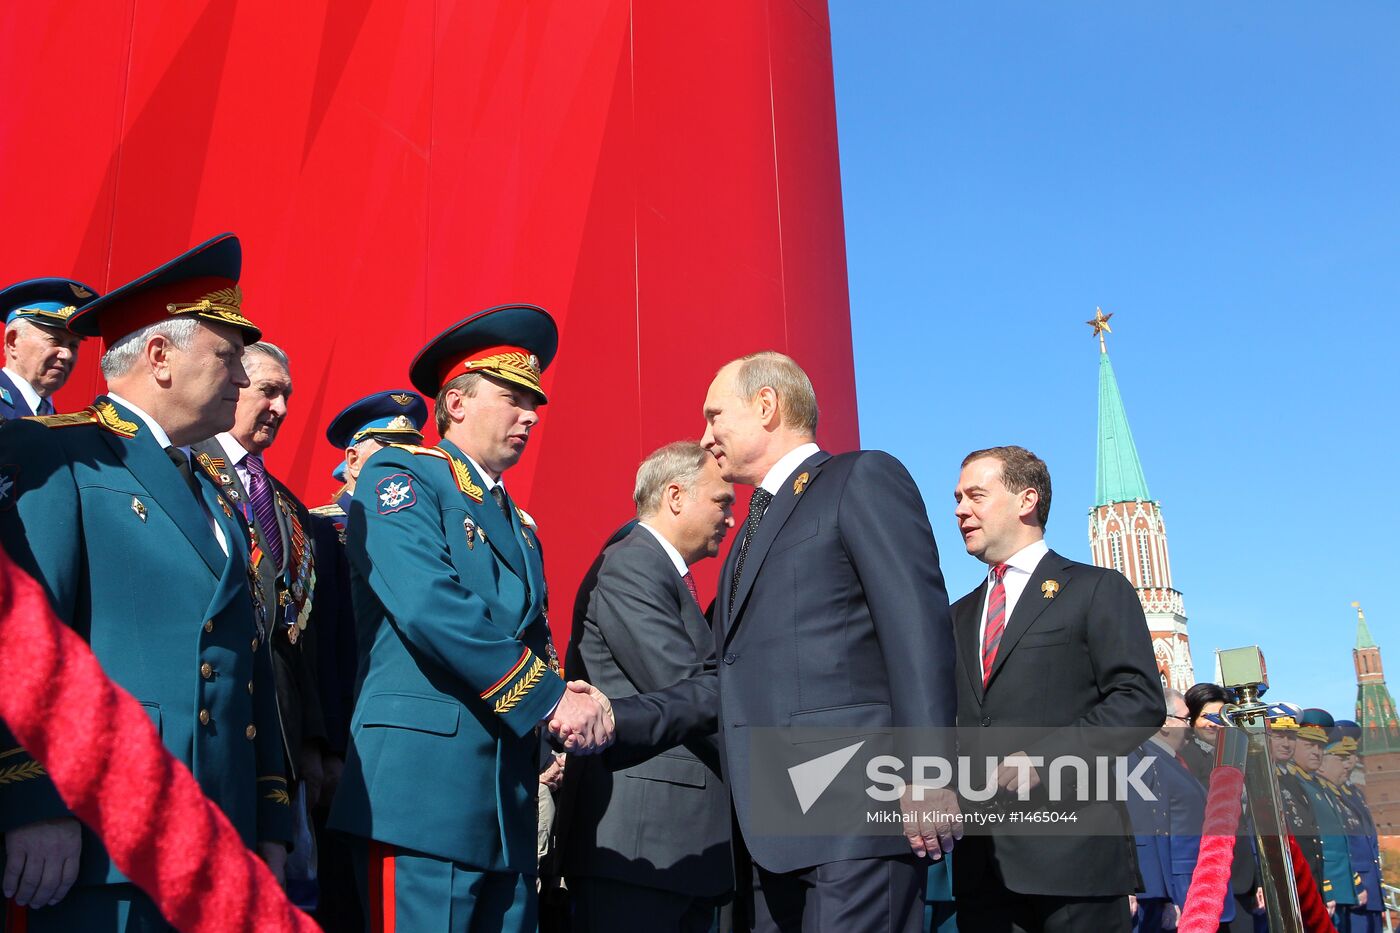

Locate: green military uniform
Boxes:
[327,306,566,932]
[0,234,290,930]
[0,399,290,926]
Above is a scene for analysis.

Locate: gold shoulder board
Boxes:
[25,410,99,429]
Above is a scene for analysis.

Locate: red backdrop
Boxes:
[0,0,859,644]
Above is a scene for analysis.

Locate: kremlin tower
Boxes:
[1353,602,1400,831]
[1084,310,1194,691]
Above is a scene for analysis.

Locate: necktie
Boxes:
[980,562,1010,686]
[36,397,54,416]
[683,571,701,609]
[245,455,285,570]
[490,485,513,523]
[728,487,773,613]
[164,446,203,502]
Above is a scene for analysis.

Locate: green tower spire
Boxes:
[1358,601,1378,649]
[1088,309,1151,506]
[1353,602,1400,755]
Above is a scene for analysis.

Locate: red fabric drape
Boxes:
[0,544,317,932]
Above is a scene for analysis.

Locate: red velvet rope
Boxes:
[1179,764,1244,933]
[1288,833,1335,933]
[0,544,318,932]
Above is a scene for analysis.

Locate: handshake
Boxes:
[546,680,615,754]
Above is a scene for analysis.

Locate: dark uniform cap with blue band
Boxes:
[1298,707,1334,745]
[0,277,101,329]
[67,233,261,344]
[407,304,558,401]
[325,390,429,450]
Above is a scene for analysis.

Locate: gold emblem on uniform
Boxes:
[522,527,535,549]
[793,472,810,495]
[463,516,476,549]
[131,497,147,522]
[1041,579,1060,599]
[387,415,414,430]
[391,393,414,406]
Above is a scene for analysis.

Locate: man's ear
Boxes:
[666,481,686,516]
[756,386,780,429]
[147,335,174,383]
[1018,487,1039,522]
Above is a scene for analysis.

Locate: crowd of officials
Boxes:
[0,232,1382,933]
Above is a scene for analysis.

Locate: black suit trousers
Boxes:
[744,855,926,933]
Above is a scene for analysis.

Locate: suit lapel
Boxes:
[726,449,830,642]
[634,527,712,658]
[985,549,1075,687]
[0,371,33,418]
[439,440,530,590]
[956,581,990,703]
[100,400,223,576]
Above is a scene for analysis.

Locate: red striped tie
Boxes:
[683,571,702,608]
[981,563,1010,686]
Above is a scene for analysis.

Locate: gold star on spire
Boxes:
[1086,307,1114,353]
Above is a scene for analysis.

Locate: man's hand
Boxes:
[298,742,325,811]
[994,750,1042,795]
[3,817,81,907]
[547,681,614,754]
[1162,902,1179,930]
[1128,894,1138,916]
[1359,888,1368,908]
[1255,887,1265,912]
[539,754,566,792]
[258,842,287,887]
[901,786,962,861]
[1325,900,1336,917]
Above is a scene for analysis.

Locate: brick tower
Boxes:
[1353,601,1400,831]
[1084,310,1193,691]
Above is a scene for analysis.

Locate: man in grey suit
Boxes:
[563,441,736,933]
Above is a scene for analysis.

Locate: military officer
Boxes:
[1320,726,1381,933]
[328,305,612,932]
[0,234,290,930]
[1269,704,1326,899]
[192,342,327,810]
[306,389,426,933]
[1295,709,1361,921]
[0,278,98,420]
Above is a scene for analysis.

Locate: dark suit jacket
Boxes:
[950,549,1162,898]
[190,439,327,776]
[0,369,38,421]
[306,492,357,757]
[1125,742,1234,920]
[562,524,731,898]
[715,448,956,874]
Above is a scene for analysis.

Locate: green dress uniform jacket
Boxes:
[0,397,291,886]
[328,439,565,874]
[1294,766,1358,906]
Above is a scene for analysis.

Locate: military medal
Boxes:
[1041,579,1060,599]
[131,497,147,522]
[522,527,535,549]
[463,516,476,549]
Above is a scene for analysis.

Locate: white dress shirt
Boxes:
[976,538,1049,649]
[639,521,689,578]
[2,367,43,414]
[107,393,227,555]
[759,442,820,497]
[215,432,254,491]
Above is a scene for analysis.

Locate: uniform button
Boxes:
[723,653,737,664]
[247,681,255,694]
[199,709,211,726]
[981,717,992,727]
[245,724,257,740]
[200,663,213,679]
[203,620,214,633]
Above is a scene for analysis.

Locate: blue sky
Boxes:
[829,2,1400,720]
